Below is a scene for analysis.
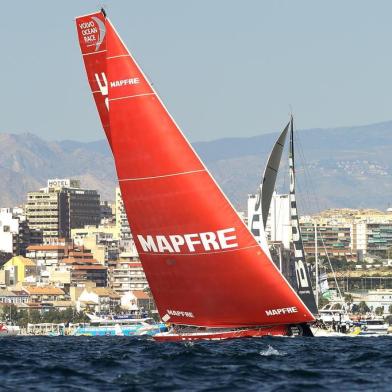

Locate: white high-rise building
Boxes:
[26,179,100,240]
[115,187,131,241]
[266,193,291,249]
[247,192,291,249]
[115,187,138,256]
[0,208,32,255]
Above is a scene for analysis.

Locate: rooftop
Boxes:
[62,257,98,265]
[23,286,65,296]
[27,245,66,251]
[72,265,107,270]
[0,288,17,297]
[5,256,36,267]
[89,287,120,298]
[131,290,150,300]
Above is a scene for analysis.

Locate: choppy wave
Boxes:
[1,335,392,391]
[259,345,286,356]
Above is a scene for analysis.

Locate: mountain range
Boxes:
[1,120,392,214]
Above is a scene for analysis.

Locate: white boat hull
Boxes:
[310,327,348,337]
[0,325,20,336]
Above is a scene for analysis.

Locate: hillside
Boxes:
[1,120,392,213]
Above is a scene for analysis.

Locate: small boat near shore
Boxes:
[72,317,167,337]
[354,318,389,336]
[0,323,20,336]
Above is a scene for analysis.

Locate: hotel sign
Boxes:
[47,178,80,189]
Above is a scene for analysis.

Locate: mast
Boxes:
[315,222,319,307]
[289,116,318,314]
[278,245,282,273]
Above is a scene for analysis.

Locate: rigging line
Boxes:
[295,131,316,214]
[295,130,317,213]
[292,130,309,214]
[292,124,313,216]
[296,130,328,214]
[316,225,345,305]
[296,130,347,304]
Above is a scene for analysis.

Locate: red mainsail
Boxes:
[75,11,314,328]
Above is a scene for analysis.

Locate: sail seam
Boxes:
[119,169,206,182]
[107,54,130,59]
[266,166,278,173]
[139,244,260,256]
[83,49,107,56]
[109,93,155,102]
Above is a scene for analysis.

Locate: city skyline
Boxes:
[1,1,392,142]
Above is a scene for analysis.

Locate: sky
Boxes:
[1,0,392,143]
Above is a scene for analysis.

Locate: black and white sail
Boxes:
[249,121,290,256]
[289,116,318,314]
[249,121,290,233]
[260,121,290,228]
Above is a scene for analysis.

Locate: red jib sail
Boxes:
[75,11,315,328]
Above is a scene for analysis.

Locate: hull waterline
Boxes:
[154,325,295,341]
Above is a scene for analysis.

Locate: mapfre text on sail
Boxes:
[137,228,239,253]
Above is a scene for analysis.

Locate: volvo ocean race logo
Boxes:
[79,16,106,51]
[136,228,238,254]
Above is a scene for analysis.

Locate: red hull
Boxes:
[154,325,288,342]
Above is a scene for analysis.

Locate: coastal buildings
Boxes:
[71,224,120,264]
[2,256,37,285]
[0,208,40,256]
[26,187,69,239]
[354,289,392,314]
[0,288,28,304]
[109,260,148,294]
[300,222,354,260]
[77,287,121,313]
[0,179,155,316]
[23,286,66,303]
[70,264,108,288]
[26,242,69,269]
[304,209,392,260]
[121,290,155,313]
[25,179,100,241]
[115,187,138,255]
[352,222,392,259]
[115,187,131,241]
[3,178,392,322]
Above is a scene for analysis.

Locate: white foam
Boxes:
[259,345,286,357]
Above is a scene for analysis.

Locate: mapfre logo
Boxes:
[110,78,140,88]
[265,307,298,316]
[137,228,238,254]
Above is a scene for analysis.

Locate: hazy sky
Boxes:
[1,0,391,142]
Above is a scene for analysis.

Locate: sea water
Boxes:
[0,335,390,391]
